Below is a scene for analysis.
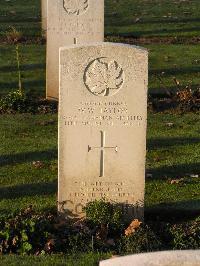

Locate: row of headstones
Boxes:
[41,0,148,221]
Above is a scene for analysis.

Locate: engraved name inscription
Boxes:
[63,101,144,127]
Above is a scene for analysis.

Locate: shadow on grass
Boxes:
[149,84,200,96]
[0,149,57,167]
[145,199,200,222]
[0,63,45,73]
[106,17,200,27]
[0,77,45,96]
[0,181,57,200]
[0,17,40,24]
[150,66,200,76]
[148,162,200,179]
[0,80,45,91]
[147,137,200,150]
[108,26,200,37]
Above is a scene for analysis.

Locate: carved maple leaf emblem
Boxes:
[63,0,89,15]
[84,58,124,97]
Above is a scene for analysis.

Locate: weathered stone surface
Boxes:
[58,43,148,221]
[100,250,200,266]
[46,0,104,100]
[41,0,47,35]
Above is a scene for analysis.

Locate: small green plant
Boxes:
[15,44,23,94]
[0,90,27,113]
[0,27,25,113]
[0,207,54,255]
[5,27,23,99]
[119,225,162,254]
[0,208,199,255]
[84,199,123,228]
[169,218,200,250]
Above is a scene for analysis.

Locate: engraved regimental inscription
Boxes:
[84,57,125,97]
[63,0,89,15]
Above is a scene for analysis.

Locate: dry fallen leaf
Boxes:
[135,17,141,23]
[170,178,184,184]
[44,239,55,252]
[23,205,33,215]
[173,77,180,86]
[176,89,193,101]
[32,161,44,169]
[125,219,142,236]
[10,10,16,15]
[190,174,199,178]
[12,236,18,246]
[165,122,174,127]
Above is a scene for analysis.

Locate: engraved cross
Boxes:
[88,131,118,177]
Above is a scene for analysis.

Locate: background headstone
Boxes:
[41,0,47,36]
[46,0,104,100]
[58,43,148,221]
[99,250,200,266]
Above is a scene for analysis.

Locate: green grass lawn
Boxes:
[0,0,41,39]
[0,0,200,263]
[0,43,199,97]
[0,253,110,266]
[0,0,200,97]
[0,44,45,97]
[1,0,200,38]
[105,0,200,38]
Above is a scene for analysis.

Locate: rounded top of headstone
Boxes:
[100,250,200,266]
[59,42,148,54]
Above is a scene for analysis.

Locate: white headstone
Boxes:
[41,0,47,35]
[100,250,200,266]
[46,0,104,100]
[58,43,148,221]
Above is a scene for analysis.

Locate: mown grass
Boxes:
[0,0,199,97]
[1,0,200,38]
[146,113,200,217]
[105,0,200,37]
[0,113,199,217]
[0,43,199,97]
[0,0,200,263]
[148,44,200,94]
[0,253,110,266]
[0,114,57,215]
[0,44,45,97]
[0,0,41,38]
